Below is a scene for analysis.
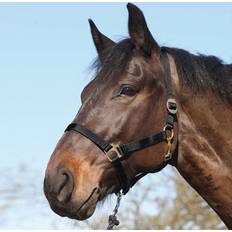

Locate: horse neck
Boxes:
[166,53,232,227]
[175,85,232,228]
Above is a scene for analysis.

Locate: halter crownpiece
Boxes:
[65,51,177,194]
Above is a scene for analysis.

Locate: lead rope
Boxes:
[107,191,123,230]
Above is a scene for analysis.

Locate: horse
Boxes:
[44,3,232,229]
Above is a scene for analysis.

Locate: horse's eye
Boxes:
[120,85,137,96]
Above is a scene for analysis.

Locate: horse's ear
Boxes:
[127,3,160,56]
[88,19,116,59]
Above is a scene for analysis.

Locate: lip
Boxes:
[47,183,119,221]
[65,185,117,220]
[76,187,98,212]
[76,187,119,219]
[48,187,101,220]
[74,187,100,220]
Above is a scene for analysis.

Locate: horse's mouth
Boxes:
[71,187,99,220]
[47,182,119,221]
[48,187,100,221]
[67,185,118,220]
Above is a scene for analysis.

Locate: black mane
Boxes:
[162,47,232,104]
[93,38,232,104]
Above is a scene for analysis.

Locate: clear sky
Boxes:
[0,2,231,169]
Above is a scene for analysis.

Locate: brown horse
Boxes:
[44,3,232,229]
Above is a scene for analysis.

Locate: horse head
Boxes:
[44,3,178,221]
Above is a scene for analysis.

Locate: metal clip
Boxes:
[163,126,174,161]
[164,139,172,161]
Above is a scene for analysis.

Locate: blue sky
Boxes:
[0,2,231,170]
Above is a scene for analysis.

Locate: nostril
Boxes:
[56,169,74,203]
[51,170,68,195]
[44,168,74,203]
[57,172,69,194]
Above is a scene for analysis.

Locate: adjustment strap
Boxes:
[119,131,167,155]
[166,114,174,128]
[65,123,112,152]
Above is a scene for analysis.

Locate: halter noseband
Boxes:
[65,51,177,194]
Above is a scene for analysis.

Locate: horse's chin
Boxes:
[69,192,100,220]
[48,185,117,221]
[49,199,97,221]
[71,186,116,220]
[69,201,97,220]
[47,188,100,221]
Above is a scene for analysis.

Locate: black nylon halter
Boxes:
[65,51,177,194]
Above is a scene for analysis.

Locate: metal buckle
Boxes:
[167,98,177,114]
[163,125,174,161]
[105,144,122,162]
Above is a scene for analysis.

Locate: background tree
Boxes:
[83,167,226,229]
[0,165,226,229]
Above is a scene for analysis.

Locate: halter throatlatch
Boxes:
[65,51,177,195]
